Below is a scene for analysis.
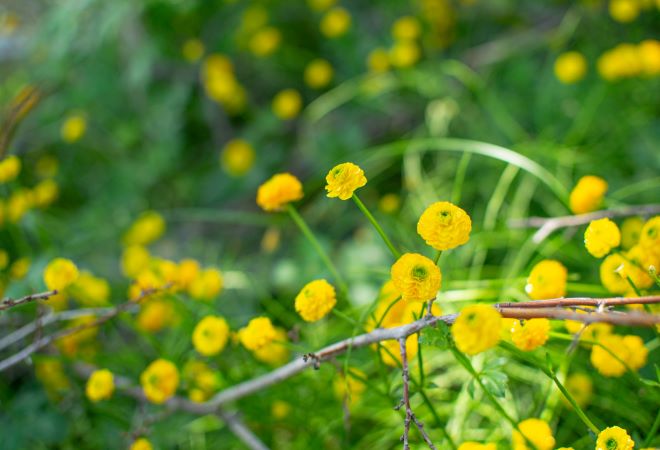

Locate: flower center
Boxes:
[437,209,452,225]
[411,265,427,280]
[606,437,618,450]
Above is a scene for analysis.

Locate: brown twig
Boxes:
[498,308,658,327]
[508,203,660,243]
[0,290,58,311]
[496,295,660,309]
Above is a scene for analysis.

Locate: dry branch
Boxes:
[0,290,58,311]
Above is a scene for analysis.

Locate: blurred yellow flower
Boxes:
[0,155,21,183]
[620,216,644,249]
[452,304,502,355]
[596,426,635,450]
[320,7,351,38]
[563,373,592,409]
[378,193,401,213]
[391,253,441,303]
[221,139,255,177]
[367,48,390,73]
[417,201,472,251]
[141,359,179,404]
[389,40,421,68]
[639,215,660,251]
[511,318,550,351]
[35,155,59,178]
[253,327,290,366]
[295,279,337,322]
[86,369,114,402]
[31,179,59,208]
[638,39,660,76]
[569,175,607,214]
[599,253,629,294]
[525,259,567,300]
[182,38,205,62]
[457,443,496,450]
[512,418,555,450]
[584,218,621,258]
[73,272,110,306]
[193,315,230,356]
[188,267,223,300]
[137,298,174,333]
[325,162,367,200]
[239,316,277,351]
[624,245,655,288]
[554,51,587,84]
[609,0,640,22]
[304,58,334,89]
[130,438,153,450]
[271,400,292,419]
[256,173,304,211]
[307,0,337,12]
[177,258,200,288]
[44,258,79,291]
[391,16,422,41]
[333,368,366,405]
[272,88,302,119]
[61,114,86,143]
[121,246,151,278]
[7,189,32,223]
[123,211,166,247]
[249,26,281,57]
[591,334,648,377]
[10,257,30,280]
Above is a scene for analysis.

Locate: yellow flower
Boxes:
[121,246,151,278]
[0,250,8,270]
[599,253,629,294]
[130,438,153,450]
[85,369,114,402]
[596,426,635,450]
[591,334,648,377]
[188,268,223,300]
[221,139,255,177]
[44,258,79,291]
[609,0,640,23]
[367,280,441,331]
[624,245,655,289]
[569,175,608,214]
[239,316,277,351]
[620,216,644,249]
[0,155,21,183]
[510,319,550,351]
[35,358,70,396]
[320,7,351,38]
[563,373,592,409]
[598,43,642,80]
[304,58,334,89]
[193,315,230,356]
[417,201,472,251]
[31,179,59,207]
[272,89,302,120]
[182,38,205,62]
[452,304,502,356]
[391,16,422,41]
[378,193,401,213]
[256,173,304,211]
[123,211,166,246]
[10,257,30,280]
[140,359,179,404]
[249,26,281,57]
[389,40,421,68]
[325,162,367,200]
[73,272,110,306]
[307,0,337,11]
[585,218,621,258]
[271,400,292,419]
[554,51,587,84]
[367,48,390,73]
[61,114,86,143]
[137,298,174,332]
[333,368,367,405]
[457,443,496,450]
[512,418,555,450]
[253,327,290,366]
[391,253,441,303]
[177,258,200,288]
[379,335,418,367]
[295,279,337,322]
[35,155,59,178]
[7,189,32,222]
[525,259,567,300]
[638,39,660,76]
[639,215,660,252]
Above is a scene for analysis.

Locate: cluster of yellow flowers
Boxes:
[40,260,109,311]
[202,54,247,115]
[598,40,660,81]
[183,359,222,402]
[590,333,648,377]
[238,316,277,352]
[367,15,423,73]
[513,418,555,450]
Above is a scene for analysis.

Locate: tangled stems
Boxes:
[286,204,349,297]
[352,193,400,259]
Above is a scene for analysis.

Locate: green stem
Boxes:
[433,250,442,265]
[642,408,660,448]
[352,194,400,259]
[286,204,349,296]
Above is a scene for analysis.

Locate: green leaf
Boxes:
[418,322,453,349]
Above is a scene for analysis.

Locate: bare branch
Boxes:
[499,308,659,327]
[216,410,270,450]
[508,203,660,243]
[496,295,660,309]
[0,290,58,311]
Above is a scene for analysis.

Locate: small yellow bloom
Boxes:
[130,438,153,450]
[140,359,179,404]
[85,369,114,402]
[182,38,205,62]
[599,253,629,294]
[188,268,223,301]
[325,162,367,200]
[591,334,648,377]
[295,279,337,322]
[525,259,567,300]
[624,245,655,288]
[510,318,550,351]
[457,443,496,450]
[585,218,621,258]
[137,298,174,332]
[307,0,337,11]
[569,175,608,214]
[256,173,304,211]
[639,215,660,252]
[239,316,277,351]
[638,39,660,76]
[320,7,351,38]
[35,155,59,178]
[417,201,472,251]
[304,58,334,89]
[249,26,281,57]
[596,426,635,450]
[7,189,32,223]
[123,211,166,247]
[391,253,442,303]
[554,51,587,84]
[253,327,290,366]
[73,272,110,306]
[121,246,151,278]
[0,155,21,183]
[452,304,501,355]
[44,258,79,291]
[378,193,401,213]
[10,257,30,280]
[177,259,200,288]
[271,400,292,419]
[61,114,86,143]
[333,368,367,405]
[389,40,421,68]
[272,89,302,120]
[609,0,640,23]
[512,418,555,450]
[620,216,644,249]
[367,48,390,73]
[192,315,230,356]
[392,16,422,41]
[563,372,592,409]
[31,179,59,207]
[221,139,255,177]
[379,335,418,367]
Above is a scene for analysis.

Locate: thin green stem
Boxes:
[433,250,442,265]
[642,408,660,448]
[352,194,400,259]
[286,204,349,296]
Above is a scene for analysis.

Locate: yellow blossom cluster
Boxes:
[512,418,555,450]
[61,113,86,143]
[272,88,303,120]
[294,279,337,322]
[238,316,277,352]
[183,360,222,402]
[320,7,351,38]
[129,438,153,450]
[509,318,550,351]
[202,54,247,115]
[452,304,502,355]
[554,51,587,84]
[304,59,334,89]
[221,139,255,177]
[598,40,660,80]
[585,218,621,258]
[252,326,290,366]
[391,253,442,303]
[123,211,166,247]
[590,333,648,377]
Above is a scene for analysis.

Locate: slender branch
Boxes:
[496,295,660,309]
[216,410,270,450]
[0,290,58,311]
[498,307,658,327]
[508,203,660,243]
